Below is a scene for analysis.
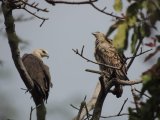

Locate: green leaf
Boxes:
[106,20,123,37]
[127,2,138,16]
[141,74,152,84]
[131,27,138,53]
[106,23,118,37]
[128,15,137,27]
[141,1,148,8]
[113,0,122,12]
[113,22,128,51]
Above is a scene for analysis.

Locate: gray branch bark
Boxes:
[1,2,46,120]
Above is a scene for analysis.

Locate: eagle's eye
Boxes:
[42,50,46,53]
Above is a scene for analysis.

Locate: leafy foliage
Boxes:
[108,0,160,52]
[113,21,128,51]
[128,58,160,120]
[109,0,160,119]
[113,0,123,12]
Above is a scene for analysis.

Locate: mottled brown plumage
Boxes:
[93,32,128,98]
[22,49,52,103]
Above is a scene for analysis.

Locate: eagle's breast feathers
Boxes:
[22,49,52,102]
[93,32,128,98]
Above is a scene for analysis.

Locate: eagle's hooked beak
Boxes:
[43,53,49,59]
[46,54,49,59]
[92,32,96,36]
[46,55,49,59]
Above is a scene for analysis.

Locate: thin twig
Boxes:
[29,106,34,120]
[81,45,85,56]
[70,104,79,110]
[40,19,45,27]
[20,87,32,93]
[72,107,129,119]
[126,37,143,114]
[134,88,150,98]
[45,0,97,5]
[20,0,49,12]
[127,38,143,70]
[76,96,87,120]
[85,69,103,75]
[100,113,129,118]
[72,46,120,70]
[126,49,152,60]
[23,7,48,21]
[117,98,128,115]
[89,0,124,19]
[29,104,41,120]
[84,102,90,120]
[23,8,48,27]
[12,0,49,27]
[73,82,101,120]
[131,86,139,112]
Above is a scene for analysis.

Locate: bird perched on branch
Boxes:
[92,32,128,98]
[22,49,52,104]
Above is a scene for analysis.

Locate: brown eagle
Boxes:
[22,49,52,104]
[92,32,128,98]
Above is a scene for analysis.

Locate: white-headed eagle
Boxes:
[92,32,128,98]
[22,49,52,104]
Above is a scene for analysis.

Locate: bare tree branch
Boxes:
[127,38,143,70]
[76,96,87,120]
[17,0,49,27]
[5,0,49,27]
[91,76,113,120]
[20,0,49,12]
[86,69,142,85]
[29,105,41,120]
[73,77,142,120]
[45,0,97,5]
[89,0,124,19]
[2,2,46,120]
[131,86,139,113]
[126,49,152,60]
[115,79,142,85]
[134,88,151,98]
[22,7,48,27]
[30,106,34,120]
[101,113,129,118]
[70,104,79,111]
[73,82,101,120]
[1,0,34,92]
[117,98,128,115]
[72,46,120,70]
[84,101,90,120]
[125,35,143,114]
[85,69,103,75]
